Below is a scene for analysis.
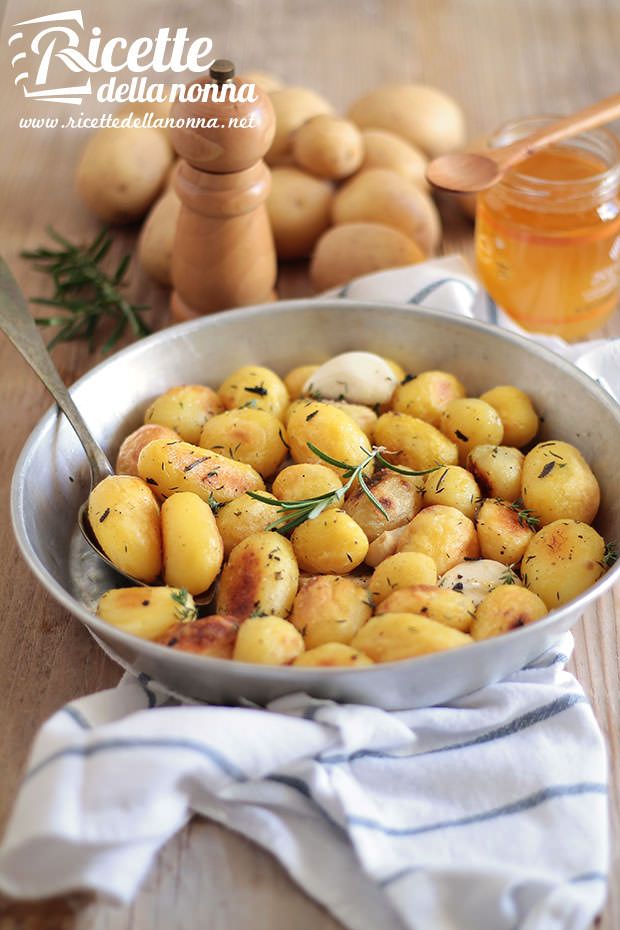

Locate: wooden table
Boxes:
[0,1,618,927]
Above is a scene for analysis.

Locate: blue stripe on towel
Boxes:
[408,277,477,306]
[381,866,608,889]
[570,871,608,884]
[347,782,607,838]
[62,706,92,730]
[138,673,157,708]
[485,291,499,324]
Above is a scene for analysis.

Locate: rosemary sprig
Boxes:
[21,226,151,353]
[170,587,197,623]
[499,564,519,585]
[507,499,540,531]
[601,541,618,569]
[248,442,440,533]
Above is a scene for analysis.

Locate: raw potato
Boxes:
[364,525,408,567]
[480,386,539,448]
[471,585,547,640]
[467,444,524,502]
[423,465,480,519]
[199,408,289,478]
[138,188,180,286]
[161,492,223,595]
[76,126,173,223]
[97,586,195,640]
[237,71,284,93]
[476,499,534,566]
[369,552,438,604]
[329,401,378,436]
[359,129,428,189]
[303,351,398,405]
[137,438,264,504]
[344,469,422,542]
[290,575,372,647]
[375,584,476,633]
[293,643,374,667]
[352,612,472,662]
[145,384,222,445]
[397,504,479,574]
[233,615,305,664]
[521,519,606,608]
[440,398,504,463]
[116,424,180,476]
[287,400,372,476]
[332,168,441,255]
[88,475,161,583]
[392,371,466,426]
[267,87,334,165]
[521,441,600,526]
[373,411,458,470]
[292,510,369,574]
[159,615,239,658]
[272,463,342,504]
[216,531,299,619]
[284,364,319,399]
[310,222,425,291]
[218,365,289,420]
[347,83,466,157]
[292,115,364,180]
[267,168,333,260]
[439,559,517,606]
[215,491,279,557]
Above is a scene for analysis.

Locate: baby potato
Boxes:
[373,412,458,471]
[439,559,517,606]
[352,612,472,663]
[88,475,161,582]
[293,643,374,667]
[215,491,279,557]
[137,187,180,286]
[218,365,289,420]
[290,574,372,647]
[267,167,333,260]
[292,115,364,180]
[287,400,372,476]
[392,371,466,426]
[97,586,196,640]
[199,408,289,479]
[375,584,476,632]
[364,525,408,567]
[423,465,480,518]
[369,552,438,604]
[145,385,223,445]
[521,441,600,526]
[521,520,606,608]
[292,510,369,574]
[267,87,334,165]
[161,492,223,595]
[233,615,305,664]
[397,504,479,574]
[272,463,342,504]
[216,531,299,619]
[116,423,180,476]
[439,398,504,463]
[467,444,524,502]
[471,585,548,640]
[159,615,239,658]
[284,364,319,400]
[476,499,534,566]
[383,357,406,382]
[479,386,539,448]
[138,438,264,504]
[359,129,428,189]
[344,468,422,542]
[327,401,378,437]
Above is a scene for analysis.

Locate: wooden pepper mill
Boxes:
[169,60,277,321]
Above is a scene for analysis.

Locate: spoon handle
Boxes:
[0,257,113,485]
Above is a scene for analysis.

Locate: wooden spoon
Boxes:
[426,91,620,193]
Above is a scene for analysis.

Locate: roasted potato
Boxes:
[344,468,422,542]
[373,412,458,471]
[216,531,299,619]
[397,504,479,574]
[423,465,480,518]
[293,643,374,667]
[97,585,195,640]
[272,463,343,504]
[215,491,279,557]
[328,401,378,437]
[159,615,239,658]
[233,615,305,664]
[292,510,369,573]
[467,444,524,502]
[439,398,504,463]
[521,519,606,608]
[479,386,539,448]
[287,400,372,476]
[471,585,547,640]
[199,408,289,479]
[392,371,465,426]
[364,525,408,567]
[161,492,223,595]
[144,384,222,445]
[476,499,535,566]
[375,584,476,632]
[351,612,472,662]
[439,559,517,606]
[116,423,180,477]
[284,364,319,400]
[521,441,600,526]
[369,552,438,604]
[290,574,372,647]
[218,365,289,420]
[88,475,161,583]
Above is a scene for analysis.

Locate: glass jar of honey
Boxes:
[475,117,620,340]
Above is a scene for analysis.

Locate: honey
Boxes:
[476,118,620,340]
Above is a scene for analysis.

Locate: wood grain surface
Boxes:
[0,1,618,928]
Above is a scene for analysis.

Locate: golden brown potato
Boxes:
[292,115,364,180]
[290,575,372,647]
[215,492,279,557]
[272,463,342,504]
[291,510,369,574]
[471,585,548,640]
[88,475,161,583]
[467,444,524,502]
[439,398,504,463]
[351,612,472,662]
[438,559,517,606]
[293,643,374,667]
[199,408,289,479]
[267,167,333,260]
[159,615,239,658]
[327,401,378,437]
[369,552,438,604]
[364,525,408,567]
[373,412,458,471]
[161,492,223,595]
[423,465,480,519]
[137,188,180,286]
[397,504,479,574]
[284,364,319,400]
[521,441,600,526]
[375,584,476,632]
[216,531,299,619]
[383,357,406,382]
[344,468,423,542]
[116,424,180,476]
[521,520,606,608]
[479,386,539,448]
[287,400,372,476]
[476,499,535,566]
[97,586,195,640]
[267,87,334,165]
[218,365,289,420]
[233,615,305,664]
[145,385,223,445]
[392,371,466,426]
[359,129,428,189]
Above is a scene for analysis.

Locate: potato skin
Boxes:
[293,643,374,667]
[292,115,364,180]
[292,510,369,574]
[521,441,600,526]
[215,492,278,557]
[216,531,299,619]
[439,398,504,463]
[267,87,333,165]
[375,584,476,632]
[267,167,333,260]
[397,504,479,574]
[392,370,465,426]
[369,552,438,604]
[137,188,180,286]
[423,465,480,518]
[88,475,161,583]
[364,525,408,567]
[479,386,539,448]
[97,586,195,640]
[145,385,222,445]
[218,365,289,420]
[471,585,547,640]
[290,575,372,647]
[284,365,319,400]
[137,438,264,505]
[521,519,605,608]
[359,129,428,189]
[116,423,180,476]
[199,408,289,478]
[352,612,472,662]
[328,401,378,437]
[344,468,422,542]
[272,463,342,504]
[159,615,239,658]
[287,400,372,476]
[476,499,534,566]
[373,412,458,471]
[233,615,305,664]
[467,444,524,503]
[161,492,223,595]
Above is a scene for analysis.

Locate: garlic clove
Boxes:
[303,351,398,406]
